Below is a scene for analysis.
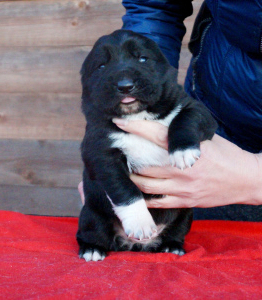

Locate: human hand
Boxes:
[78,181,85,205]
[112,118,262,208]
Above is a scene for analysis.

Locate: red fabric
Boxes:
[1,211,262,299]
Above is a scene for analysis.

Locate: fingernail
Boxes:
[112,118,128,127]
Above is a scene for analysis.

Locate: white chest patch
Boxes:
[109,106,181,172]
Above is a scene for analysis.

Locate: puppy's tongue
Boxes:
[121,97,136,104]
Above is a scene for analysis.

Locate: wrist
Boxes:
[240,152,262,205]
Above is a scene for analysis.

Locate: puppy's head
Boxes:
[81,30,177,118]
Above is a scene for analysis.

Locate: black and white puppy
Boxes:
[77,30,217,262]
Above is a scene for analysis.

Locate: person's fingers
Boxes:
[130,173,166,194]
[112,118,168,150]
[137,165,191,179]
[145,196,191,209]
[130,173,187,195]
[146,194,208,208]
[78,181,85,205]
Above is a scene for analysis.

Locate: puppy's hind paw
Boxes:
[79,247,106,262]
[160,242,186,256]
[162,247,185,256]
[169,148,200,170]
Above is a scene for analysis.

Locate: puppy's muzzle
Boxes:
[117,78,135,94]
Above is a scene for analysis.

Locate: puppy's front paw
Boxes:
[114,199,157,240]
[123,215,157,241]
[169,148,200,170]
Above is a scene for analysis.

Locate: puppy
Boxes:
[77,30,217,262]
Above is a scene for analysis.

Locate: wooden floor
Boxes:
[0,0,203,216]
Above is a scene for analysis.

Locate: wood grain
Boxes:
[0,139,82,188]
[0,0,124,47]
[0,185,82,216]
[0,93,85,140]
[0,0,201,47]
[0,46,88,94]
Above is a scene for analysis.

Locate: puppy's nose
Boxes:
[117,79,135,94]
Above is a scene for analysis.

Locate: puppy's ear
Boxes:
[80,52,92,78]
[80,34,109,79]
[80,59,87,77]
[80,50,95,89]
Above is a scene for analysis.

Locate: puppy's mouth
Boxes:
[120,97,141,114]
[121,97,137,104]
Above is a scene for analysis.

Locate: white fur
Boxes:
[123,110,158,122]
[122,105,181,125]
[106,192,114,207]
[108,107,198,242]
[110,131,169,172]
[83,250,105,262]
[109,105,186,172]
[157,105,182,126]
[169,148,201,170]
[113,199,157,240]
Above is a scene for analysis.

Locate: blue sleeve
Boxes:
[122,0,193,69]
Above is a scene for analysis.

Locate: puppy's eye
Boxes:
[98,64,105,70]
[138,56,148,63]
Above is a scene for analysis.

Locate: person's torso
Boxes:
[185,0,262,153]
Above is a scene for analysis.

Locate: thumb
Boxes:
[112,118,168,150]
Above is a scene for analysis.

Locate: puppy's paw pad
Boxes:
[169,148,200,170]
[81,248,106,262]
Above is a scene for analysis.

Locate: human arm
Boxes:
[112,118,262,208]
[122,0,193,69]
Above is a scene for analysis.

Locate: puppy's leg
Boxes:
[77,202,114,261]
[78,241,106,262]
[157,208,193,255]
[92,159,157,241]
[77,179,115,262]
[168,100,217,170]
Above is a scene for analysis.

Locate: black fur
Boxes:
[76,30,217,260]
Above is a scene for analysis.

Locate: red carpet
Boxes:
[1,211,262,299]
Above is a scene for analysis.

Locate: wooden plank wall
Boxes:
[0,0,202,216]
